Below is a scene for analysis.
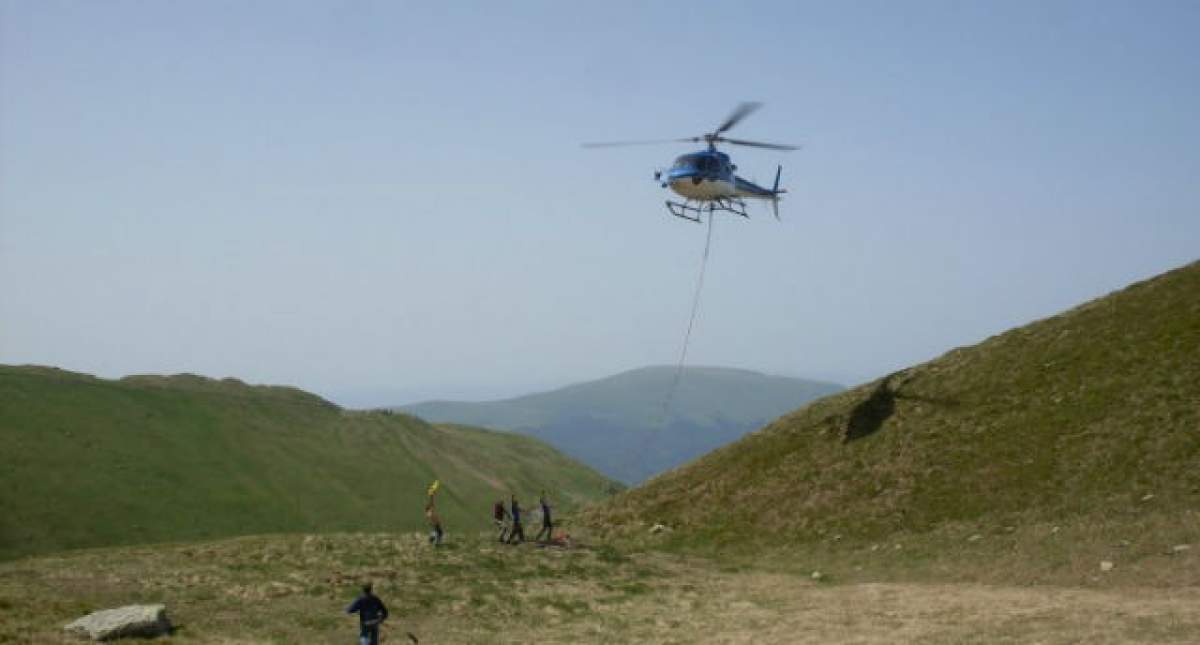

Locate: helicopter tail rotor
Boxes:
[771,165,783,220]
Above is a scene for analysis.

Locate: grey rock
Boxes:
[64,604,171,641]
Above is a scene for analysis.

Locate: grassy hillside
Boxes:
[403,366,842,483]
[590,261,1200,555]
[0,367,616,560]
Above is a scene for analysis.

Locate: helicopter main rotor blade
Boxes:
[719,137,800,151]
[714,102,763,135]
[581,138,692,148]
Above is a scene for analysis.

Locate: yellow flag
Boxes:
[427,480,440,497]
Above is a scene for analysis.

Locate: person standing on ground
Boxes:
[422,479,441,544]
[535,490,554,542]
[346,583,389,645]
[493,499,510,543]
[506,494,525,544]
[426,499,444,546]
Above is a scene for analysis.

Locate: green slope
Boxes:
[591,260,1200,550]
[402,366,843,483]
[0,367,617,560]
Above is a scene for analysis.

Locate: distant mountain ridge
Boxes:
[402,366,843,483]
[0,366,616,560]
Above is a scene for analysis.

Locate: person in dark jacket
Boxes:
[346,583,389,645]
[534,490,554,542]
[493,499,510,542]
[506,494,525,544]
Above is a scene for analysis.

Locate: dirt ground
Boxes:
[554,576,1200,645]
[419,569,1200,644]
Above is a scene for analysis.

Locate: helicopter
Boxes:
[583,102,799,222]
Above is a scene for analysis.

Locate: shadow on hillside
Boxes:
[843,373,959,442]
[844,377,896,442]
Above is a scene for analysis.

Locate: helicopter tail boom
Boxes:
[733,166,785,198]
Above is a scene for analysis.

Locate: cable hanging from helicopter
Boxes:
[581,103,802,480]
[582,101,800,222]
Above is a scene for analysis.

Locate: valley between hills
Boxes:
[1,260,1197,643]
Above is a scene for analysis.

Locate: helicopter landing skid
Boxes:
[665,198,749,222]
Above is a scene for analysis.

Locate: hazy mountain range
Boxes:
[401,365,844,483]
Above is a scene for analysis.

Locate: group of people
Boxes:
[492,491,554,544]
[349,484,563,644]
[424,483,557,547]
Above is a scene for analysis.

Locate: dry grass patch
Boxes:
[2,532,1200,643]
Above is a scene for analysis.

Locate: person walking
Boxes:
[506,494,525,544]
[346,583,389,645]
[492,499,510,543]
[534,490,554,542]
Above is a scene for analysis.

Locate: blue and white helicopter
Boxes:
[584,102,798,222]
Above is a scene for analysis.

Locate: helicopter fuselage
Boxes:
[584,101,794,221]
[664,150,781,201]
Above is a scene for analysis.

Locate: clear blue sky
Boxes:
[3,1,1198,406]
